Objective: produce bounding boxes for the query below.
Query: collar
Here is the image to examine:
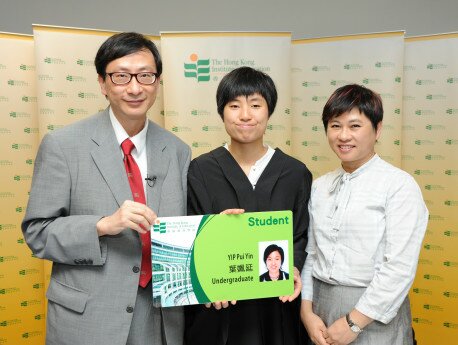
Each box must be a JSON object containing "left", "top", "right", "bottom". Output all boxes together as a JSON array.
[
  {"left": 329, "top": 153, "right": 380, "bottom": 193},
  {"left": 109, "top": 107, "right": 148, "bottom": 155}
]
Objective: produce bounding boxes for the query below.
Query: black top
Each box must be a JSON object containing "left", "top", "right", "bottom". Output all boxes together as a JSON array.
[
  {"left": 259, "top": 270, "right": 290, "bottom": 282},
  {"left": 185, "top": 147, "right": 312, "bottom": 345}
]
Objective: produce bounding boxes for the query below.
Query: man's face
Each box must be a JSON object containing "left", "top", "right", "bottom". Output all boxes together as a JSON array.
[{"left": 98, "top": 49, "right": 159, "bottom": 126}]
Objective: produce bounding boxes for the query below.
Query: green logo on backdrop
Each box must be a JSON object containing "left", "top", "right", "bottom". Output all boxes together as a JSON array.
[
  {"left": 0, "top": 224, "right": 16, "bottom": 231},
  {"left": 0, "top": 95, "right": 9, "bottom": 102},
  {"left": 445, "top": 170, "right": 458, "bottom": 176},
  {"left": 415, "top": 109, "right": 435, "bottom": 116},
  {"left": 47, "top": 124, "right": 64, "bottom": 131},
  {"left": 46, "top": 91, "right": 67, "bottom": 98},
  {"left": 423, "top": 304, "right": 443, "bottom": 311},
  {"left": 375, "top": 61, "right": 395, "bottom": 68},
  {"left": 32, "top": 283, "right": 44, "bottom": 289},
  {"left": 7, "top": 79, "right": 29, "bottom": 86},
  {"left": 412, "top": 318, "right": 432, "bottom": 325},
  {"left": 301, "top": 141, "right": 320, "bottom": 147},
  {"left": 191, "top": 109, "right": 210, "bottom": 116},
  {"left": 0, "top": 63, "right": 6, "bottom": 69},
  {"left": 343, "top": 63, "right": 362, "bottom": 70},
  {"left": 266, "top": 124, "right": 285, "bottom": 131},
  {"left": 19, "top": 64, "right": 35, "bottom": 71},
  {"left": 171, "top": 126, "right": 191, "bottom": 132},
  {"left": 412, "top": 287, "right": 432, "bottom": 295},
  {"left": 393, "top": 140, "right": 400, "bottom": 146},
  {"left": 403, "top": 95, "right": 415, "bottom": 101},
  {"left": 443, "top": 322, "right": 458, "bottom": 329},
  {"left": 0, "top": 287, "right": 20, "bottom": 295},
  {"left": 425, "top": 124, "right": 445, "bottom": 130},
  {"left": 394, "top": 108, "right": 400, "bottom": 114},
  {"left": 165, "top": 110, "right": 179, "bottom": 117},
  {"left": 426, "top": 94, "right": 446, "bottom": 100},
  {"left": 66, "top": 75, "right": 86, "bottom": 82},
  {"left": 428, "top": 214, "right": 445, "bottom": 221},
  {"left": 415, "top": 139, "right": 434, "bottom": 145},
  {"left": 24, "top": 127, "right": 39, "bottom": 134},
  {"left": 311, "top": 65, "right": 330, "bottom": 72},
  {"left": 0, "top": 319, "right": 21, "bottom": 327},
  {"left": 184, "top": 54, "right": 210, "bottom": 82},
  {"left": 445, "top": 139, "right": 458, "bottom": 145},
  {"left": 330, "top": 80, "right": 351, "bottom": 86},
  {"left": 444, "top": 200, "right": 458, "bottom": 206},
  {"left": 0, "top": 160, "right": 13, "bottom": 166},
  {"left": 312, "top": 155, "right": 330, "bottom": 162},
  {"left": 424, "top": 184, "right": 444, "bottom": 190},
  {"left": 311, "top": 125, "right": 324, "bottom": 132},
  {"left": 379, "top": 93, "right": 395, "bottom": 100},
  {"left": 34, "top": 314, "right": 45, "bottom": 320},
  {"left": 426, "top": 63, "right": 447, "bottom": 69},
  {"left": 284, "top": 108, "right": 290, "bottom": 115},
  {"left": 10, "top": 111, "right": 31, "bottom": 118},
  {"left": 425, "top": 154, "right": 444, "bottom": 161},
  {"left": 0, "top": 255, "right": 19, "bottom": 263},
  {"left": 68, "top": 108, "right": 89, "bottom": 115},
  {"left": 22, "top": 96, "right": 37, "bottom": 102},
  {"left": 394, "top": 76, "right": 401, "bottom": 83},
  {"left": 202, "top": 125, "right": 222, "bottom": 132},
  {"left": 301, "top": 111, "right": 320, "bottom": 117},
  {"left": 311, "top": 96, "right": 327, "bottom": 102},
  {"left": 302, "top": 81, "right": 320, "bottom": 87},
  {"left": 12, "top": 144, "right": 32, "bottom": 150},
  {"left": 415, "top": 79, "right": 435, "bottom": 85},
  {"left": 0, "top": 192, "right": 14, "bottom": 198},
  {"left": 423, "top": 244, "right": 443, "bottom": 251},
  {"left": 22, "top": 331, "right": 43, "bottom": 339},
  {"left": 444, "top": 229, "right": 458, "bottom": 237},
  {"left": 40, "top": 108, "right": 55, "bottom": 115},
  {"left": 76, "top": 59, "right": 93, "bottom": 66},
  {"left": 443, "top": 261, "right": 458, "bottom": 267},
  {"left": 401, "top": 155, "right": 414, "bottom": 161},
  {"left": 192, "top": 142, "right": 211, "bottom": 148},
  {"left": 362, "top": 78, "right": 382, "bottom": 85},
  {"left": 18, "top": 268, "right": 40, "bottom": 276},
  {"left": 77, "top": 92, "right": 98, "bottom": 99},
  {"left": 44, "top": 57, "right": 65, "bottom": 64},
  {"left": 443, "top": 291, "right": 458, "bottom": 298},
  {"left": 447, "top": 77, "right": 458, "bottom": 84}
]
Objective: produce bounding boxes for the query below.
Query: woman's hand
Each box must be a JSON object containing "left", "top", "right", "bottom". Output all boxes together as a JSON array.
[
  {"left": 204, "top": 300, "right": 237, "bottom": 310},
  {"left": 325, "top": 317, "right": 358, "bottom": 345},
  {"left": 220, "top": 208, "right": 245, "bottom": 215},
  {"left": 279, "top": 267, "right": 302, "bottom": 302},
  {"left": 301, "top": 300, "right": 328, "bottom": 345}
]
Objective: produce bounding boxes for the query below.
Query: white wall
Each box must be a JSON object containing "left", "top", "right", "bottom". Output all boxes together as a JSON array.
[{"left": 1, "top": 0, "right": 457, "bottom": 38}]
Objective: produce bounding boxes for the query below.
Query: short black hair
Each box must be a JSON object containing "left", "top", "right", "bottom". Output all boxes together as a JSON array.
[
  {"left": 216, "top": 67, "right": 277, "bottom": 119},
  {"left": 94, "top": 32, "right": 162, "bottom": 77},
  {"left": 322, "top": 84, "right": 383, "bottom": 131},
  {"left": 263, "top": 244, "right": 285, "bottom": 264}
]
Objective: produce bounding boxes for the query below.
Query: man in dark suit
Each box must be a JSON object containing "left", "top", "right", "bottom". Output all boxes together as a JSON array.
[{"left": 22, "top": 32, "right": 190, "bottom": 345}]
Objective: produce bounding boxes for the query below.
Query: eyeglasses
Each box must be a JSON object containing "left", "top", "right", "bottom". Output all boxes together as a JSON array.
[{"left": 106, "top": 72, "right": 158, "bottom": 85}]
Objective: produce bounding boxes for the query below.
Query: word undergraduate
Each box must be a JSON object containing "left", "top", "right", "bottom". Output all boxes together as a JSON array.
[{"left": 247, "top": 215, "right": 290, "bottom": 227}]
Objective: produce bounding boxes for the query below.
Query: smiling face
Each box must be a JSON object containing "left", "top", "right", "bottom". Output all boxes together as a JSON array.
[
  {"left": 266, "top": 250, "right": 282, "bottom": 276},
  {"left": 223, "top": 93, "right": 269, "bottom": 146},
  {"left": 98, "top": 49, "right": 159, "bottom": 129},
  {"left": 327, "top": 107, "right": 382, "bottom": 173}
]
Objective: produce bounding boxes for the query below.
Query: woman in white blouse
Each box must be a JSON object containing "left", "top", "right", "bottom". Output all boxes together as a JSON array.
[{"left": 300, "top": 84, "right": 428, "bottom": 345}]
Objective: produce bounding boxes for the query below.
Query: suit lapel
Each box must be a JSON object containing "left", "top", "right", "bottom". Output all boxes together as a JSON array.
[
  {"left": 90, "top": 110, "right": 132, "bottom": 207},
  {"left": 145, "top": 121, "right": 170, "bottom": 213}
]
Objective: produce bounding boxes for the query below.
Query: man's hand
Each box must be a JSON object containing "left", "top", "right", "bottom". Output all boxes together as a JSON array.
[
  {"left": 279, "top": 266, "right": 302, "bottom": 302},
  {"left": 220, "top": 208, "right": 245, "bottom": 215},
  {"left": 301, "top": 300, "right": 328, "bottom": 345},
  {"left": 96, "top": 200, "right": 157, "bottom": 236}
]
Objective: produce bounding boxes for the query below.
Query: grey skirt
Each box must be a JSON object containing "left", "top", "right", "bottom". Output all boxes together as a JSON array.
[{"left": 313, "top": 278, "right": 413, "bottom": 345}]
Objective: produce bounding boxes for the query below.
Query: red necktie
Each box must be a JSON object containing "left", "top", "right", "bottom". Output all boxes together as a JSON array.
[{"left": 121, "top": 138, "right": 152, "bottom": 287}]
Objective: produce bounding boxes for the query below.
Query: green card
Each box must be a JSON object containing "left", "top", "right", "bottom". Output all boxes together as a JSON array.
[{"left": 151, "top": 211, "right": 294, "bottom": 307}]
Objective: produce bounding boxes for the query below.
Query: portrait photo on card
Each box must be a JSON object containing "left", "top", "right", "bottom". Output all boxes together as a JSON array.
[{"left": 258, "top": 241, "right": 290, "bottom": 282}]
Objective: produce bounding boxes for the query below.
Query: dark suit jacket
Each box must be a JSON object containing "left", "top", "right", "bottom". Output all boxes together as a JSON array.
[
  {"left": 185, "top": 146, "right": 312, "bottom": 345},
  {"left": 22, "top": 109, "right": 191, "bottom": 345}
]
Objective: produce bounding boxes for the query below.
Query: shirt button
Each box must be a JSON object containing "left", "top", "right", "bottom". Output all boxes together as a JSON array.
[
  {"left": 126, "top": 306, "right": 134, "bottom": 313},
  {"left": 132, "top": 266, "right": 140, "bottom": 273}
]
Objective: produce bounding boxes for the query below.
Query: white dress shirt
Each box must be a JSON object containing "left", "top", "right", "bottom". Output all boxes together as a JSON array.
[
  {"left": 109, "top": 108, "right": 148, "bottom": 194},
  {"left": 224, "top": 144, "right": 275, "bottom": 189},
  {"left": 301, "top": 154, "right": 428, "bottom": 324}
]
